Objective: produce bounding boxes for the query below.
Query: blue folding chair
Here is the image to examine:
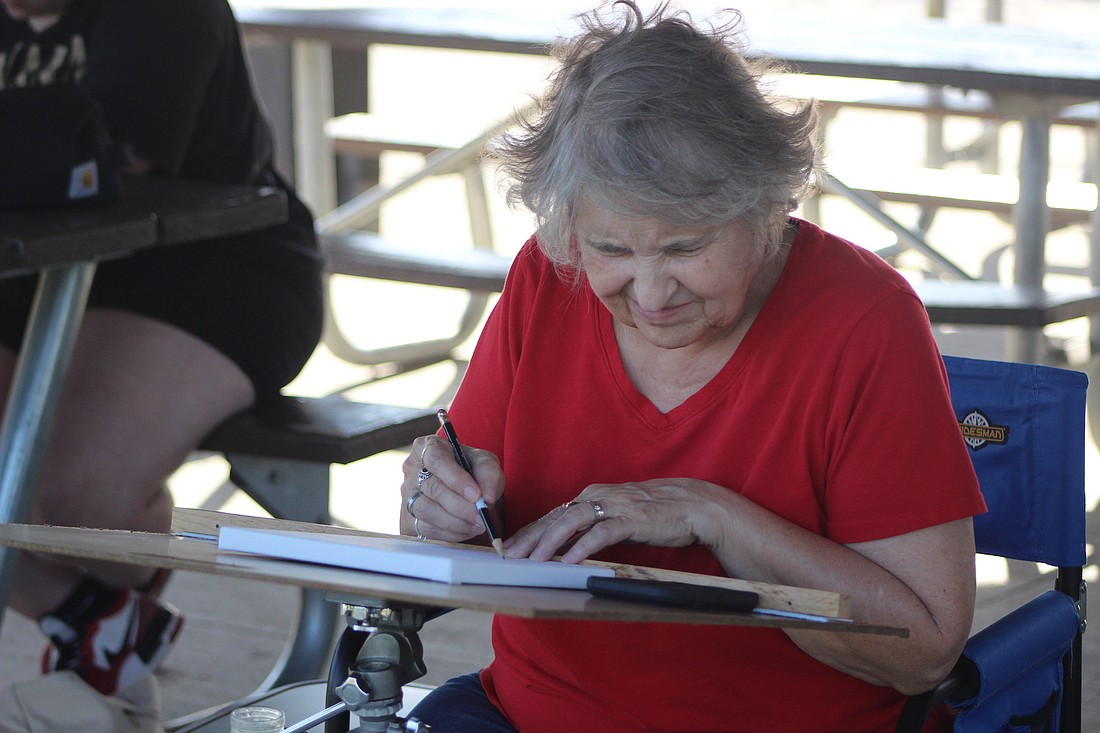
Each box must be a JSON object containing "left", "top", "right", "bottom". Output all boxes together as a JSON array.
[{"left": 895, "top": 355, "right": 1089, "bottom": 733}]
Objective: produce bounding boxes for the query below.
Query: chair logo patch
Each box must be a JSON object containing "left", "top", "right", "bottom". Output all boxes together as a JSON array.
[{"left": 959, "top": 409, "right": 1008, "bottom": 450}]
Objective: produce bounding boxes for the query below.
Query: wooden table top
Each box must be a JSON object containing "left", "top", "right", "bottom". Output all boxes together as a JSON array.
[
  {"left": 914, "top": 281, "right": 1100, "bottom": 327},
  {"left": 0, "top": 177, "right": 287, "bottom": 276},
  {"left": 231, "top": 3, "right": 1100, "bottom": 98}
]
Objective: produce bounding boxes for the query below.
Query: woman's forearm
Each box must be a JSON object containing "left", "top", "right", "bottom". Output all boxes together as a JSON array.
[{"left": 699, "top": 488, "right": 975, "bottom": 693}]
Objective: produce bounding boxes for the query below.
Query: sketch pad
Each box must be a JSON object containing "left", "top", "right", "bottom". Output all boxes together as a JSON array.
[{"left": 218, "top": 527, "right": 615, "bottom": 589}]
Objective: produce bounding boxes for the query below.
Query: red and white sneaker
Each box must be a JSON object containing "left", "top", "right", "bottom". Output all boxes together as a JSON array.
[{"left": 40, "top": 590, "right": 183, "bottom": 696}]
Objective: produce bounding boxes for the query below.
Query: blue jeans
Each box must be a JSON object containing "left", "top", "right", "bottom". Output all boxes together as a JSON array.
[{"left": 407, "top": 672, "right": 518, "bottom": 733}]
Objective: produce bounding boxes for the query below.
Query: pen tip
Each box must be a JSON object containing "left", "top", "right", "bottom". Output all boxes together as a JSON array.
[{"left": 492, "top": 538, "right": 505, "bottom": 558}]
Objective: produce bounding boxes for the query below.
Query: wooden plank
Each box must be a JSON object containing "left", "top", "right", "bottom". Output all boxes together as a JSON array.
[
  {"left": 234, "top": 6, "right": 556, "bottom": 56},
  {"left": 171, "top": 509, "right": 855, "bottom": 622},
  {"left": 0, "top": 179, "right": 288, "bottom": 275},
  {"left": 128, "top": 179, "right": 288, "bottom": 245},
  {"left": 232, "top": 5, "right": 1100, "bottom": 96},
  {"left": 770, "top": 75, "right": 1099, "bottom": 128},
  {"left": 1059, "top": 100, "right": 1100, "bottom": 127},
  {"left": 322, "top": 232, "right": 510, "bottom": 292},
  {"left": 0, "top": 516, "right": 900, "bottom": 634},
  {"left": 769, "top": 74, "right": 994, "bottom": 116},
  {"left": 325, "top": 112, "right": 480, "bottom": 158},
  {"left": 0, "top": 213, "right": 156, "bottom": 276},
  {"left": 914, "top": 281, "right": 1100, "bottom": 327},
  {"left": 200, "top": 397, "right": 438, "bottom": 465},
  {"left": 745, "top": 15, "right": 1100, "bottom": 96},
  {"left": 826, "top": 165, "right": 1096, "bottom": 226},
  {"left": 322, "top": 231, "right": 1100, "bottom": 328}
]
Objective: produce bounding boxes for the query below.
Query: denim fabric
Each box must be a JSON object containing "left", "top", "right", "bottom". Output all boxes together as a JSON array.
[{"left": 407, "top": 673, "right": 518, "bottom": 733}]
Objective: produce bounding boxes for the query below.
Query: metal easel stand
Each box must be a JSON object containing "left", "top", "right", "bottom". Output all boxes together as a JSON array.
[{"left": 278, "top": 600, "right": 443, "bottom": 733}]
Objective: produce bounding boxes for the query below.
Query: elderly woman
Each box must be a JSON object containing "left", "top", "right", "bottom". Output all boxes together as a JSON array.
[{"left": 399, "top": 3, "right": 986, "bottom": 731}]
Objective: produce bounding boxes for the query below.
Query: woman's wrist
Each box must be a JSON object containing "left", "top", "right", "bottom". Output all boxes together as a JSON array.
[{"left": 688, "top": 480, "right": 737, "bottom": 551}]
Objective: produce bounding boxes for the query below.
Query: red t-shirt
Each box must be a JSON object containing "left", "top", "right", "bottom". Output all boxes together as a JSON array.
[{"left": 447, "top": 219, "right": 985, "bottom": 733}]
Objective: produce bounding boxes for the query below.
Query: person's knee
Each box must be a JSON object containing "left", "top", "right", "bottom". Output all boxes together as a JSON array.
[
  {"left": 31, "top": 472, "right": 171, "bottom": 531},
  {"left": 408, "top": 673, "right": 517, "bottom": 733}
]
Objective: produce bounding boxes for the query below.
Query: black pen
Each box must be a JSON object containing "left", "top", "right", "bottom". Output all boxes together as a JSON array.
[{"left": 437, "top": 408, "right": 505, "bottom": 558}]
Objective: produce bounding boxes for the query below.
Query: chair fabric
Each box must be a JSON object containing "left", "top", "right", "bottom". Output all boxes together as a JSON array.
[
  {"left": 947, "top": 590, "right": 1080, "bottom": 732},
  {"left": 913, "top": 356, "right": 1090, "bottom": 733},
  {"left": 943, "top": 355, "right": 1087, "bottom": 566}
]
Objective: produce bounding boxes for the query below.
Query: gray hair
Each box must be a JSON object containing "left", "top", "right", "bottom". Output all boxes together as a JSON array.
[{"left": 495, "top": 1, "right": 819, "bottom": 272}]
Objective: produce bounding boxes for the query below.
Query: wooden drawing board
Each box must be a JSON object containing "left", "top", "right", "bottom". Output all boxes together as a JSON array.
[{"left": 0, "top": 510, "right": 907, "bottom": 637}]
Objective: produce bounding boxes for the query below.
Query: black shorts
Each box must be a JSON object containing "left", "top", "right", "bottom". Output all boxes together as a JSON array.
[{"left": 0, "top": 194, "right": 324, "bottom": 401}]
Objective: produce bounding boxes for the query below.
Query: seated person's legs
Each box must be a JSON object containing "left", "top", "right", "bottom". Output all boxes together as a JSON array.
[
  {"left": 0, "top": 209, "right": 322, "bottom": 697},
  {"left": 408, "top": 672, "right": 518, "bottom": 733},
  {"left": 2, "top": 308, "right": 255, "bottom": 695}
]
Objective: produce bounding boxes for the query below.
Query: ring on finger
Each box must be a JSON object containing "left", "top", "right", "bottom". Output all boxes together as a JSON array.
[
  {"left": 405, "top": 490, "right": 424, "bottom": 517},
  {"left": 589, "top": 500, "right": 607, "bottom": 523},
  {"left": 545, "top": 500, "right": 578, "bottom": 521},
  {"left": 414, "top": 516, "right": 426, "bottom": 541},
  {"left": 417, "top": 468, "right": 432, "bottom": 488}
]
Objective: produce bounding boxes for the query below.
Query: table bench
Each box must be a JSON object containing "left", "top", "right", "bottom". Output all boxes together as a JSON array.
[
  {"left": 767, "top": 73, "right": 1099, "bottom": 228},
  {"left": 912, "top": 280, "right": 1100, "bottom": 327},
  {"left": 323, "top": 231, "right": 511, "bottom": 292},
  {"left": 321, "top": 112, "right": 1100, "bottom": 333},
  {"left": 323, "top": 228, "right": 1100, "bottom": 331},
  {"left": 325, "top": 112, "right": 485, "bottom": 160},
  {"left": 324, "top": 101, "right": 1099, "bottom": 265},
  {"left": 316, "top": 109, "right": 521, "bottom": 372},
  {"left": 771, "top": 75, "right": 1100, "bottom": 130},
  {"left": 197, "top": 395, "right": 438, "bottom": 689},
  {"left": 773, "top": 75, "right": 1099, "bottom": 255},
  {"left": 824, "top": 164, "right": 1097, "bottom": 230}
]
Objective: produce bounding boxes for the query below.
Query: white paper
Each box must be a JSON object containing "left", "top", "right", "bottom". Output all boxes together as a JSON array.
[{"left": 218, "top": 527, "right": 615, "bottom": 589}]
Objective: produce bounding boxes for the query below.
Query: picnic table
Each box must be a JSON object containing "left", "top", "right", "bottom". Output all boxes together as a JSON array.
[{"left": 231, "top": 2, "right": 1100, "bottom": 362}]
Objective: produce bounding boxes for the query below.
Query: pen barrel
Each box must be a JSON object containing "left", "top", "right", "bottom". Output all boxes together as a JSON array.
[
  {"left": 450, "top": 443, "right": 474, "bottom": 474},
  {"left": 438, "top": 410, "right": 475, "bottom": 474}
]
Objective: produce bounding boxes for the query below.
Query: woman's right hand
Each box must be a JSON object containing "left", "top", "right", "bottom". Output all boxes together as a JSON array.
[{"left": 399, "top": 434, "right": 505, "bottom": 544}]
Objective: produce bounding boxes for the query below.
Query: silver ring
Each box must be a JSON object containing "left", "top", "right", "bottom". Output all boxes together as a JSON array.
[
  {"left": 589, "top": 500, "right": 606, "bottom": 523},
  {"left": 414, "top": 517, "right": 425, "bottom": 541},
  {"left": 405, "top": 490, "right": 424, "bottom": 517},
  {"left": 417, "top": 468, "right": 432, "bottom": 488}
]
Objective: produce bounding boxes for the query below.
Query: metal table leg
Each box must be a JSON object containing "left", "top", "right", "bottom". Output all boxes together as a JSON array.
[
  {"left": 1007, "top": 106, "right": 1053, "bottom": 363},
  {"left": 0, "top": 263, "right": 96, "bottom": 631}
]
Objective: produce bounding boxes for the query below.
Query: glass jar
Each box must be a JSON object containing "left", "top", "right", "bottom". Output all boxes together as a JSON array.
[{"left": 229, "top": 706, "right": 285, "bottom": 733}]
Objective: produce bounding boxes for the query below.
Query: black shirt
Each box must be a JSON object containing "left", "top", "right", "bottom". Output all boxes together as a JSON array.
[{"left": 1, "top": 0, "right": 278, "bottom": 185}]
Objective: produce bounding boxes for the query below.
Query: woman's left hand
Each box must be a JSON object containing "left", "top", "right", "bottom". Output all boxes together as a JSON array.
[{"left": 503, "top": 478, "right": 721, "bottom": 563}]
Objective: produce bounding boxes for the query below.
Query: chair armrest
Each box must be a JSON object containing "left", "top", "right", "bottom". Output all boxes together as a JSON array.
[
  {"left": 893, "top": 658, "right": 979, "bottom": 733},
  {"left": 893, "top": 590, "right": 1081, "bottom": 733}
]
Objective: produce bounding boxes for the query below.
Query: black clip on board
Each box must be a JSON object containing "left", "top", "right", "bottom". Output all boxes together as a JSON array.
[{"left": 586, "top": 576, "right": 759, "bottom": 612}]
